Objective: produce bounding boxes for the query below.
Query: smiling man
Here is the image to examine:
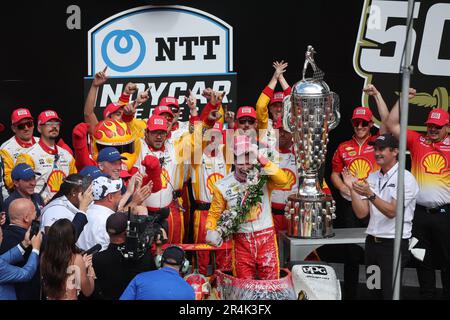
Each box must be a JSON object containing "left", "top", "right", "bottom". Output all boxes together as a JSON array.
[
  {"left": 15, "top": 110, "right": 77, "bottom": 203},
  {"left": 386, "top": 94, "right": 450, "bottom": 299}
]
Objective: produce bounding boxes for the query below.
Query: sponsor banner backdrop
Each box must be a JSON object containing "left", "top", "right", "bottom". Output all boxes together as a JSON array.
[{"left": 85, "top": 5, "right": 236, "bottom": 119}]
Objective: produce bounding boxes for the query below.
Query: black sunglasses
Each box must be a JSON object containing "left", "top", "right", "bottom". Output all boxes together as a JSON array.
[
  {"left": 352, "top": 120, "right": 369, "bottom": 127},
  {"left": 238, "top": 118, "right": 256, "bottom": 125},
  {"left": 15, "top": 121, "right": 34, "bottom": 130},
  {"left": 427, "top": 124, "right": 444, "bottom": 130}
]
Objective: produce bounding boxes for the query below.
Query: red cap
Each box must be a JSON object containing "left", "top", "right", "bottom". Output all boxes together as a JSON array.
[
  {"left": 146, "top": 115, "right": 169, "bottom": 132},
  {"left": 103, "top": 102, "right": 123, "bottom": 119},
  {"left": 153, "top": 105, "right": 174, "bottom": 117},
  {"left": 0, "top": 123, "right": 4, "bottom": 132},
  {"left": 351, "top": 107, "right": 373, "bottom": 122},
  {"left": 38, "top": 110, "right": 62, "bottom": 125},
  {"left": 160, "top": 96, "right": 179, "bottom": 109},
  {"left": 270, "top": 92, "right": 285, "bottom": 105},
  {"left": 119, "top": 170, "right": 132, "bottom": 179},
  {"left": 236, "top": 106, "right": 256, "bottom": 119},
  {"left": 425, "top": 109, "right": 449, "bottom": 126},
  {"left": 11, "top": 108, "right": 33, "bottom": 125}
]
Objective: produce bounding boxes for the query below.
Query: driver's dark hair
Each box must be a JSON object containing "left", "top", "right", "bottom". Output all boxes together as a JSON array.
[{"left": 48, "top": 174, "right": 92, "bottom": 203}]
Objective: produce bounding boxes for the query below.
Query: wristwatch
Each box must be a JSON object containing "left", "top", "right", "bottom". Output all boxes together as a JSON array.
[{"left": 368, "top": 193, "right": 377, "bottom": 202}]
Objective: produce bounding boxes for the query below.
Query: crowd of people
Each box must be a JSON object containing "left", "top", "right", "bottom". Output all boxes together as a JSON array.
[{"left": 0, "top": 60, "right": 449, "bottom": 300}]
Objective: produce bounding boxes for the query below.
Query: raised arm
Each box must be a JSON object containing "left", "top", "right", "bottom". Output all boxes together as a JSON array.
[
  {"left": 84, "top": 67, "right": 109, "bottom": 134},
  {"left": 386, "top": 88, "right": 417, "bottom": 139},
  {"left": 363, "top": 84, "right": 389, "bottom": 134}
]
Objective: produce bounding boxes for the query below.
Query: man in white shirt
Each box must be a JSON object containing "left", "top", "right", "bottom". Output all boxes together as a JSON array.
[
  {"left": 343, "top": 134, "right": 419, "bottom": 300},
  {"left": 77, "top": 176, "right": 122, "bottom": 251}
]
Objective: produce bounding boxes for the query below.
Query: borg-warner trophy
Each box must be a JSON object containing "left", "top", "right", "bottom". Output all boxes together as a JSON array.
[{"left": 283, "top": 46, "right": 340, "bottom": 238}]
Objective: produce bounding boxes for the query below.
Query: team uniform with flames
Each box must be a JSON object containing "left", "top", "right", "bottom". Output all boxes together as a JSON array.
[
  {"left": 407, "top": 130, "right": 450, "bottom": 298},
  {"left": 206, "top": 161, "right": 288, "bottom": 280},
  {"left": 15, "top": 140, "right": 77, "bottom": 201},
  {"left": 0, "top": 136, "right": 39, "bottom": 195},
  {"left": 191, "top": 144, "right": 232, "bottom": 275}
]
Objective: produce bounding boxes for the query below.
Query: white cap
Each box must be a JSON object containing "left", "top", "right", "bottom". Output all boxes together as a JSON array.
[{"left": 92, "top": 176, "right": 123, "bottom": 200}]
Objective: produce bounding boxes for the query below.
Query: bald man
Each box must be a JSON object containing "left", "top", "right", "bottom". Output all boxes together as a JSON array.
[{"left": 0, "top": 198, "right": 40, "bottom": 300}]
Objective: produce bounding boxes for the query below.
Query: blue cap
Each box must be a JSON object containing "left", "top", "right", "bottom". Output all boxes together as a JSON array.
[
  {"left": 11, "top": 163, "right": 41, "bottom": 181},
  {"left": 79, "top": 166, "right": 107, "bottom": 180},
  {"left": 97, "top": 147, "right": 127, "bottom": 163}
]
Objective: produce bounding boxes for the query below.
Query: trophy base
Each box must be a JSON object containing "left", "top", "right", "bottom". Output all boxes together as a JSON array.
[{"left": 284, "top": 194, "right": 336, "bottom": 239}]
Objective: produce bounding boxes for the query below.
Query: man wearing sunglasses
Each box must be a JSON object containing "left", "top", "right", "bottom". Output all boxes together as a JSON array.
[
  {"left": 0, "top": 108, "right": 39, "bottom": 196},
  {"left": 330, "top": 84, "right": 390, "bottom": 299},
  {"left": 159, "top": 96, "right": 190, "bottom": 141},
  {"left": 15, "top": 110, "right": 77, "bottom": 203},
  {"left": 386, "top": 90, "right": 450, "bottom": 300}
]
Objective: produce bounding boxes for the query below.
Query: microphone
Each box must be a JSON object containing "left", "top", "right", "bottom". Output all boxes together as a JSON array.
[{"left": 83, "top": 244, "right": 102, "bottom": 256}]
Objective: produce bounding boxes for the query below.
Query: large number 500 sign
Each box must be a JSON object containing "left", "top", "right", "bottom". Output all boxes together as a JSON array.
[{"left": 358, "top": 1, "right": 450, "bottom": 76}]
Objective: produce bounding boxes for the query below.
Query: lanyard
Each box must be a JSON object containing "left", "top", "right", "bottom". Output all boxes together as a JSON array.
[{"left": 378, "top": 169, "right": 398, "bottom": 193}]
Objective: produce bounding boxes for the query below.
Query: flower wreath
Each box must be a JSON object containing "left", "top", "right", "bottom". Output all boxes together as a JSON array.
[{"left": 216, "top": 164, "right": 268, "bottom": 240}]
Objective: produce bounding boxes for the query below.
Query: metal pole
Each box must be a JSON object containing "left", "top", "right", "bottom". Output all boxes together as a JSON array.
[{"left": 393, "top": 0, "right": 415, "bottom": 300}]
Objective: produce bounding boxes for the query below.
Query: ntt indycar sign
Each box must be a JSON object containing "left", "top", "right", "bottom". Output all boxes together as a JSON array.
[{"left": 85, "top": 5, "right": 236, "bottom": 120}]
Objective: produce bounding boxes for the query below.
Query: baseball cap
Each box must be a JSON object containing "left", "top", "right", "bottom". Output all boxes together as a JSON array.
[
  {"left": 38, "top": 110, "right": 62, "bottom": 125},
  {"left": 153, "top": 105, "right": 174, "bottom": 117},
  {"left": 103, "top": 102, "right": 123, "bottom": 119},
  {"left": 425, "top": 109, "right": 449, "bottom": 126},
  {"left": 0, "top": 123, "right": 4, "bottom": 132},
  {"left": 236, "top": 106, "right": 256, "bottom": 119},
  {"left": 163, "top": 245, "right": 185, "bottom": 265},
  {"left": 106, "top": 212, "right": 128, "bottom": 235},
  {"left": 11, "top": 163, "right": 41, "bottom": 181},
  {"left": 270, "top": 92, "right": 285, "bottom": 106},
  {"left": 351, "top": 107, "right": 373, "bottom": 122},
  {"left": 11, "top": 108, "right": 33, "bottom": 125},
  {"left": 147, "top": 115, "right": 169, "bottom": 132},
  {"left": 160, "top": 96, "right": 179, "bottom": 109},
  {"left": 79, "top": 166, "right": 107, "bottom": 180},
  {"left": 92, "top": 176, "right": 123, "bottom": 200},
  {"left": 368, "top": 133, "right": 399, "bottom": 149},
  {"left": 97, "top": 147, "right": 127, "bottom": 163},
  {"left": 211, "top": 122, "right": 223, "bottom": 132}
]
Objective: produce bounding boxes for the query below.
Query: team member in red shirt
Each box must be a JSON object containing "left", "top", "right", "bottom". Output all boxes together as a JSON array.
[{"left": 386, "top": 89, "right": 450, "bottom": 299}]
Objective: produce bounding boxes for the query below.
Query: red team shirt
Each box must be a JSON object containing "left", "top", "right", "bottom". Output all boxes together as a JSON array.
[
  {"left": 332, "top": 135, "right": 380, "bottom": 200},
  {"left": 407, "top": 130, "right": 450, "bottom": 208}
]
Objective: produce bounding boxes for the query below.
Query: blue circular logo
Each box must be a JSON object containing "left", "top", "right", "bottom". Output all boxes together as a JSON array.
[{"left": 101, "top": 29, "right": 146, "bottom": 72}]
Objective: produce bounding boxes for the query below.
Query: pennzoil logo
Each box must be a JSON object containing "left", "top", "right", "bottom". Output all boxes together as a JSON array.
[
  {"left": 206, "top": 173, "right": 224, "bottom": 195},
  {"left": 354, "top": 0, "right": 450, "bottom": 132},
  {"left": 47, "top": 170, "right": 66, "bottom": 193},
  {"left": 161, "top": 168, "right": 170, "bottom": 189},
  {"left": 422, "top": 152, "right": 447, "bottom": 174},
  {"left": 349, "top": 158, "right": 373, "bottom": 180}
]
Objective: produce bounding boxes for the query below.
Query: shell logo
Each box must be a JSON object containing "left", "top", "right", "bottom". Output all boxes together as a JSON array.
[
  {"left": 47, "top": 170, "right": 66, "bottom": 193},
  {"left": 161, "top": 168, "right": 170, "bottom": 189},
  {"left": 206, "top": 173, "right": 224, "bottom": 195},
  {"left": 348, "top": 158, "right": 372, "bottom": 180},
  {"left": 246, "top": 203, "right": 262, "bottom": 222},
  {"left": 422, "top": 153, "right": 447, "bottom": 174},
  {"left": 277, "top": 169, "right": 296, "bottom": 191}
]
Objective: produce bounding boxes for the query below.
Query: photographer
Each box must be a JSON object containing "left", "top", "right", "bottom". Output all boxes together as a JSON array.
[
  {"left": 0, "top": 223, "right": 43, "bottom": 300},
  {"left": 0, "top": 198, "right": 40, "bottom": 299},
  {"left": 120, "top": 245, "right": 194, "bottom": 300},
  {"left": 92, "top": 212, "right": 166, "bottom": 300}
]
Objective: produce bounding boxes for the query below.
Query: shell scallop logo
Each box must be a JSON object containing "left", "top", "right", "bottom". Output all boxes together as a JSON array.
[
  {"left": 206, "top": 173, "right": 224, "bottom": 195},
  {"left": 278, "top": 169, "right": 296, "bottom": 191},
  {"left": 246, "top": 203, "right": 262, "bottom": 222},
  {"left": 161, "top": 168, "right": 170, "bottom": 189},
  {"left": 422, "top": 153, "right": 447, "bottom": 174},
  {"left": 47, "top": 170, "right": 66, "bottom": 193},
  {"left": 348, "top": 159, "right": 372, "bottom": 180}
]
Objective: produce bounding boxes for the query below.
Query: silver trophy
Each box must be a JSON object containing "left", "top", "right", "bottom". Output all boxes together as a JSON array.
[{"left": 283, "top": 46, "right": 340, "bottom": 238}]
